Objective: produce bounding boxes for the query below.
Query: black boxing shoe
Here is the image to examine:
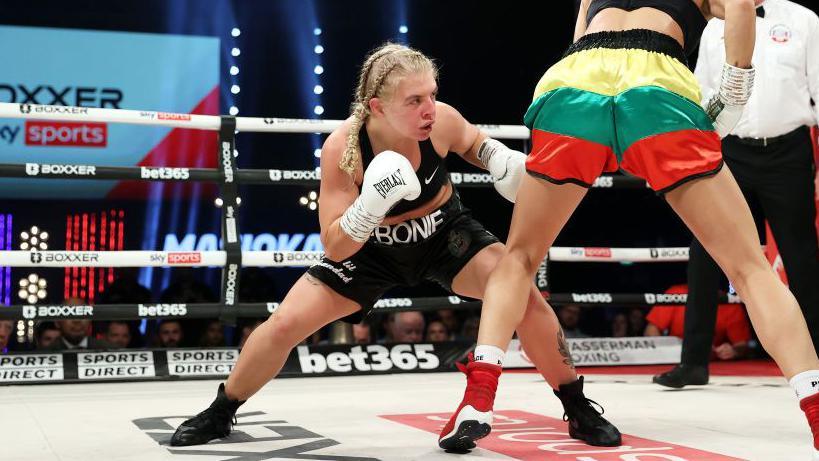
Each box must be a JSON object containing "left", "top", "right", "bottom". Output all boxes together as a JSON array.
[
  {"left": 554, "top": 376, "right": 622, "bottom": 447},
  {"left": 652, "top": 364, "right": 709, "bottom": 389},
  {"left": 171, "top": 383, "right": 245, "bottom": 446}
]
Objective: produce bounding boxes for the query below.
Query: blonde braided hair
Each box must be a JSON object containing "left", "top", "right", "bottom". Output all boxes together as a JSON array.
[{"left": 339, "top": 43, "right": 438, "bottom": 179}]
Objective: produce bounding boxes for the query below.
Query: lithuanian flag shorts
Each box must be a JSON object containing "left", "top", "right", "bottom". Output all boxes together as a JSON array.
[{"left": 524, "top": 29, "right": 723, "bottom": 193}]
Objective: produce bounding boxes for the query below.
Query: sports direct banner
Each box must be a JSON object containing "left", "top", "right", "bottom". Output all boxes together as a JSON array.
[{"left": 0, "top": 26, "right": 219, "bottom": 198}]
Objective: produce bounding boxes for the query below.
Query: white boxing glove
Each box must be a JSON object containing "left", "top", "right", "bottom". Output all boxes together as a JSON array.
[
  {"left": 477, "top": 138, "right": 527, "bottom": 203},
  {"left": 339, "top": 150, "right": 422, "bottom": 242},
  {"left": 704, "top": 62, "right": 755, "bottom": 138}
]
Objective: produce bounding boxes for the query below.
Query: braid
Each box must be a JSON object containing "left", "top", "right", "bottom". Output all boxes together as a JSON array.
[{"left": 340, "top": 103, "right": 368, "bottom": 177}]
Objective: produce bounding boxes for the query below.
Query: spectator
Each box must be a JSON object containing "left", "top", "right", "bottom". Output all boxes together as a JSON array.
[
  {"left": 458, "top": 315, "right": 480, "bottom": 342},
  {"left": 47, "top": 319, "right": 112, "bottom": 350},
  {"left": 105, "top": 321, "right": 132, "bottom": 348},
  {"left": 436, "top": 308, "right": 460, "bottom": 337},
  {"left": 0, "top": 320, "right": 12, "bottom": 352},
  {"left": 157, "top": 320, "right": 184, "bottom": 348},
  {"left": 557, "top": 305, "right": 589, "bottom": 338},
  {"left": 645, "top": 284, "right": 751, "bottom": 361},
  {"left": 352, "top": 322, "right": 372, "bottom": 344},
  {"left": 627, "top": 307, "right": 647, "bottom": 337},
  {"left": 35, "top": 321, "right": 61, "bottom": 350},
  {"left": 238, "top": 320, "right": 263, "bottom": 348},
  {"left": 426, "top": 319, "right": 449, "bottom": 342},
  {"left": 611, "top": 312, "right": 628, "bottom": 338},
  {"left": 199, "top": 320, "right": 226, "bottom": 347},
  {"left": 384, "top": 312, "right": 425, "bottom": 343}
]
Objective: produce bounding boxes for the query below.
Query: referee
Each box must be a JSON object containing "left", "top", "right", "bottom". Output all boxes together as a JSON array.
[{"left": 655, "top": 0, "right": 819, "bottom": 388}]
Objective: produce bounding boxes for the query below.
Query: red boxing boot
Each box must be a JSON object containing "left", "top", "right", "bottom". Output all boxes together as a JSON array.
[
  {"left": 800, "top": 393, "right": 819, "bottom": 459},
  {"left": 438, "top": 360, "right": 501, "bottom": 452}
]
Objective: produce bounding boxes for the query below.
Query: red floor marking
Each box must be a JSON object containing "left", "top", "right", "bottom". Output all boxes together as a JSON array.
[{"left": 382, "top": 410, "right": 746, "bottom": 461}]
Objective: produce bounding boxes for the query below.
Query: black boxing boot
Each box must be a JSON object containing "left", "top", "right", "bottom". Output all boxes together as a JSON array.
[
  {"left": 171, "top": 383, "right": 245, "bottom": 446},
  {"left": 652, "top": 364, "right": 709, "bottom": 389},
  {"left": 554, "top": 376, "right": 622, "bottom": 447}
]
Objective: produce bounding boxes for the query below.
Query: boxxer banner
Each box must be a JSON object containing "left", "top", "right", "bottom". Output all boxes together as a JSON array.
[{"left": 0, "top": 26, "right": 219, "bottom": 199}]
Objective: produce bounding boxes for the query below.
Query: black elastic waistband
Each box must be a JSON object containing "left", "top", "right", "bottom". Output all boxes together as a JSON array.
[
  {"left": 366, "top": 191, "right": 466, "bottom": 248},
  {"left": 565, "top": 29, "right": 687, "bottom": 66}
]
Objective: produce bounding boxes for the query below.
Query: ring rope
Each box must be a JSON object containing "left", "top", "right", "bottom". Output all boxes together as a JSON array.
[
  {"left": 0, "top": 162, "right": 648, "bottom": 188},
  {"left": 0, "top": 291, "right": 742, "bottom": 322},
  {"left": 0, "top": 102, "right": 530, "bottom": 139},
  {"left": 0, "top": 247, "right": 691, "bottom": 267}
]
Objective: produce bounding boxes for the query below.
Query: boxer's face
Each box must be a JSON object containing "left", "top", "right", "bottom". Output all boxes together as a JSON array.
[{"left": 379, "top": 70, "right": 437, "bottom": 141}]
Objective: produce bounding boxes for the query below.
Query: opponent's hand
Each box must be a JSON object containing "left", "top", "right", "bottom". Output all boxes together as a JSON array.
[
  {"left": 705, "top": 62, "right": 755, "bottom": 138},
  {"left": 339, "top": 150, "right": 421, "bottom": 242},
  {"left": 477, "top": 138, "right": 527, "bottom": 203}
]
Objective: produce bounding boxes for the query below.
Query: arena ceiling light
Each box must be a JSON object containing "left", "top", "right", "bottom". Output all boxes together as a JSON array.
[
  {"left": 18, "top": 273, "right": 46, "bottom": 304},
  {"left": 299, "top": 191, "right": 318, "bottom": 211},
  {"left": 19, "top": 226, "right": 48, "bottom": 251}
]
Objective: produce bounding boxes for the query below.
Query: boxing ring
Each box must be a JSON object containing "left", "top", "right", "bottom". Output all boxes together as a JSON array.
[{"left": 0, "top": 102, "right": 813, "bottom": 460}]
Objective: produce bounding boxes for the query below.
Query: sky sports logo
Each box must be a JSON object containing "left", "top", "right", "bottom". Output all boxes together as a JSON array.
[
  {"left": 25, "top": 121, "right": 107, "bottom": 147},
  {"left": 167, "top": 252, "right": 201, "bottom": 264}
]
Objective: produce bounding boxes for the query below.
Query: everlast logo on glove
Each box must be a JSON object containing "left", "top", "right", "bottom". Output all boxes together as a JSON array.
[{"left": 373, "top": 169, "right": 406, "bottom": 198}]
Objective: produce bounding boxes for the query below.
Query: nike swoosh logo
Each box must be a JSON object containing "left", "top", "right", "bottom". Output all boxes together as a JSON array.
[{"left": 424, "top": 166, "right": 439, "bottom": 185}]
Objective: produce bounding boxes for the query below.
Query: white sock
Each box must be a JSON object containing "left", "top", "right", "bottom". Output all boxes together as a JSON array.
[
  {"left": 474, "top": 345, "right": 505, "bottom": 367},
  {"left": 789, "top": 370, "right": 819, "bottom": 400}
]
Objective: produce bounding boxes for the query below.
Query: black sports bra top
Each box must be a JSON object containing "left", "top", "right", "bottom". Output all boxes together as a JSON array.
[
  {"left": 586, "top": 0, "right": 707, "bottom": 55},
  {"left": 359, "top": 127, "right": 449, "bottom": 217}
]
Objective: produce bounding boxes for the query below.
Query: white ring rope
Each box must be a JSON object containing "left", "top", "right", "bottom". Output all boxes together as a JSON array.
[
  {"left": 0, "top": 247, "right": 690, "bottom": 268},
  {"left": 0, "top": 102, "right": 530, "bottom": 140}
]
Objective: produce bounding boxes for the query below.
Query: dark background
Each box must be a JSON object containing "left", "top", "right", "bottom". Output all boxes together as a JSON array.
[{"left": 0, "top": 0, "right": 816, "bottom": 308}]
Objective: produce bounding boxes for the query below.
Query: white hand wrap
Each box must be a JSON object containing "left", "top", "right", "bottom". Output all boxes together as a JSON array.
[
  {"left": 339, "top": 150, "right": 422, "bottom": 243},
  {"left": 339, "top": 198, "right": 384, "bottom": 243},
  {"left": 477, "top": 138, "right": 527, "bottom": 203},
  {"left": 704, "top": 63, "right": 755, "bottom": 138}
]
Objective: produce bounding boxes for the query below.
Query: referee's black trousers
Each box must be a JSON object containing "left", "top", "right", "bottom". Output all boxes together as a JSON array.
[{"left": 682, "top": 126, "right": 819, "bottom": 366}]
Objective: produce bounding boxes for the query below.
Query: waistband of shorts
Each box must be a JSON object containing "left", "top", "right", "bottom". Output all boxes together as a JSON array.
[
  {"left": 565, "top": 29, "right": 687, "bottom": 66},
  {"left": 366, "top": 191, "right": 466, "bottom": 247}
]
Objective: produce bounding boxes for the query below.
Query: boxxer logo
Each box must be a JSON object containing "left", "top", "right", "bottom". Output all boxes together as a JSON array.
[
  {"left": 221, "top": 141, "right": 234, "bottom": 183},
  {"left": 22, "top": 305, "right": 36, "bottom": 319},
  {"left": 4, "top": 85, "right": 123, "bottom": 107},
  {"left": 224, "top": 263, "right": 238, "bottom": 305},
  {"left": 373, "top": 169, "right": 406, "bottom": 198}
]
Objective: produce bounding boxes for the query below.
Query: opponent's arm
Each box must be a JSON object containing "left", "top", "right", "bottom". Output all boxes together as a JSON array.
[
  {"left": 574, "top": 0, "right": 593, "bottom": 42},
  {"left": 437, "top": 102, "right": 527, "bottom": 203},
  {"left": 702, "top": 0, "right": 757, "bottom": 137}
]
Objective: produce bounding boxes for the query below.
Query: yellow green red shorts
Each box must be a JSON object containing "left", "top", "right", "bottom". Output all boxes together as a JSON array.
[{"left": 524, "top": 29, "right": 722, "bottom": 193}]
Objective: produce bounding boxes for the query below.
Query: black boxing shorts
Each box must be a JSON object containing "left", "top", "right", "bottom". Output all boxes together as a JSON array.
[{"left": 307, "top": 191, "right": 499, "bottom": 323}]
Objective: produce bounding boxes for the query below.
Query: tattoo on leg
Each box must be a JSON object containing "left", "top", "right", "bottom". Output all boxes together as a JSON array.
[{"left": 557, "top": 329, "right": 575, "bottom": 369}]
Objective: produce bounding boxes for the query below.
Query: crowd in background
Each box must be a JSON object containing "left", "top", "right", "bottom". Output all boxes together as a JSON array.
[{"left": 0, "top": 267, "right": 755, "bottom": 363}]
